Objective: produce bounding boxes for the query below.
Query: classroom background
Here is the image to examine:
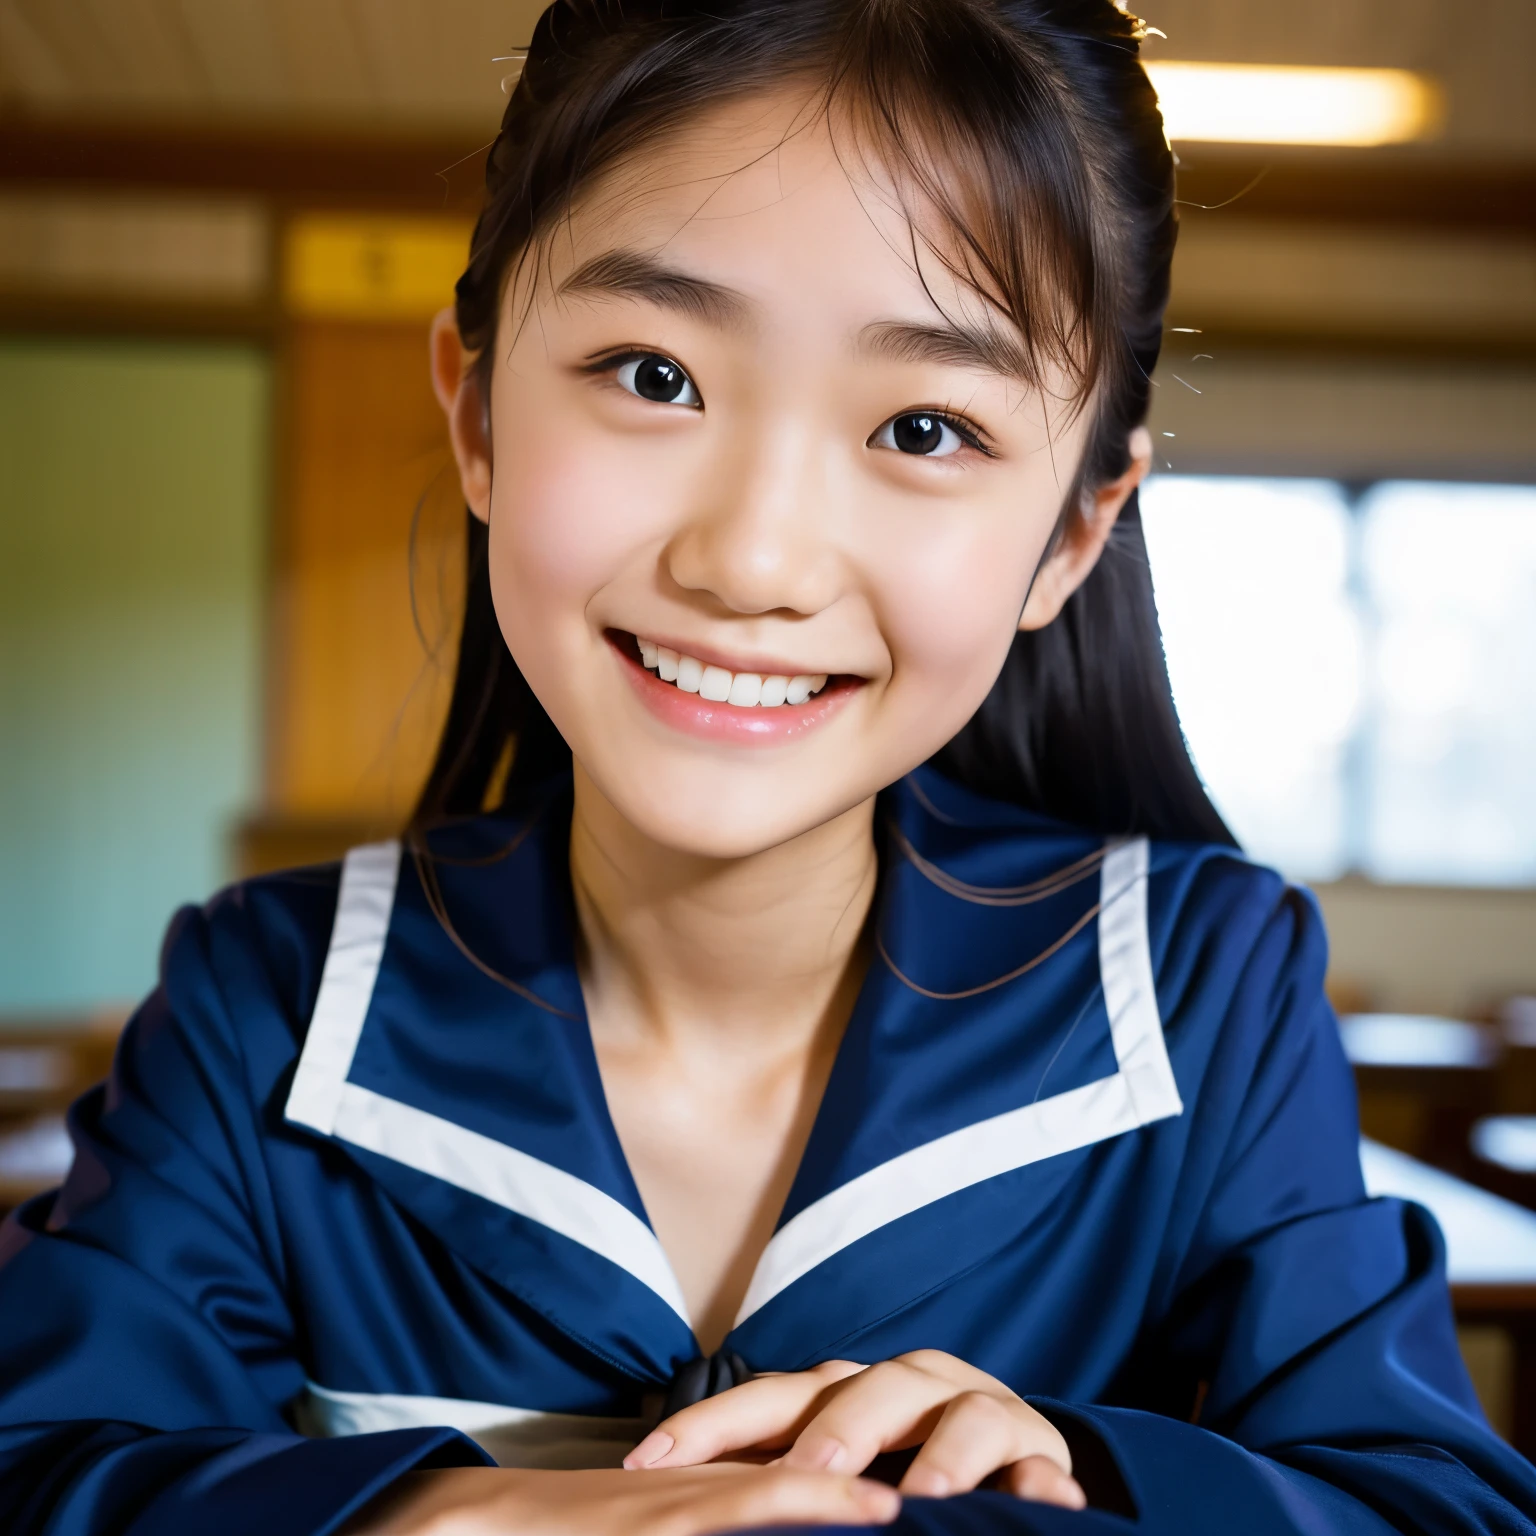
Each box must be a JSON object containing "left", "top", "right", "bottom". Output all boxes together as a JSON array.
[{"left": 2, "top": 0, "right": 1534, "bottom": 1452}]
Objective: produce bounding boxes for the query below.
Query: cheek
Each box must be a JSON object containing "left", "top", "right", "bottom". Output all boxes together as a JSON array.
[
  {"left": 488, "top": 422, "right": 631, "bottom": 615},
  {"left": 871, "top": 503, "right": 1047, "bottom": 707},
  {"left": 482, "top": 383, "right": 678, "bottom": 679}
]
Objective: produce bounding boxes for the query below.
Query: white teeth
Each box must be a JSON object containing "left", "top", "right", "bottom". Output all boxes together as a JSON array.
[
  {"left": 728, "top": 672, "right": 763, "bottom": 707},
  {"left": 635, "top": 639, "right": 831, "bottom": 708}
]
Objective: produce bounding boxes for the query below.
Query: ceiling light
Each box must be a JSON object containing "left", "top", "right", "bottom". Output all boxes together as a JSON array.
[{"left": 1145, "top": 62, "right": 1441, "bottom": 147}]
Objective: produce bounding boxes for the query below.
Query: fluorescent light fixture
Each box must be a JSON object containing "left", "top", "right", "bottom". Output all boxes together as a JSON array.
[{"left": 1146, "top": 61, "right": 1441, "bottom": 146}]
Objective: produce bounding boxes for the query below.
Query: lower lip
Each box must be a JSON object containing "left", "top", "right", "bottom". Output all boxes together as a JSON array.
[{"left": 609, "top": 635, "right": 861, "bottom": 744}]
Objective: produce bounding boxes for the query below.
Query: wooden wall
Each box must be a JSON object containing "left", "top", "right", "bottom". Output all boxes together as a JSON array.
[
  {"left": 267, "top": 319, "right": 460, "bottom": 823},
  {"left": 239, "top": 214, "right": 475, "bottom": 873}
]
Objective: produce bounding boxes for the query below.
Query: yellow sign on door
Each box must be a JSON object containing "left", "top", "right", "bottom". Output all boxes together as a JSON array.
[{"left": 284, "top": 215, "right": 475, "bottom": 321}]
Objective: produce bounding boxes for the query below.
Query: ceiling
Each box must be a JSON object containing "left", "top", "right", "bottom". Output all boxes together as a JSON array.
[
  {"left": 1140, "top": 0, "right": 1534, "bottom": 158},
  {"left": 0, "top": 0, "right": 537, "bottom": 133},
  {"left": 0, "top": 0, "right": 1531, "bottom": 157}
]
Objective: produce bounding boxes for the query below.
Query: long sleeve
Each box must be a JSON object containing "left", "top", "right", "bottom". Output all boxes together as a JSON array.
[
  {"left": 0, "top": 896, "right": 490, "bottom": 1536},
  {"left": 1044, "top": 880, "right": 1536, "bottom": 1536},
  {"left": 6, "top": 835, "right": 1535, "bottom": 1536},
  {"left": 943, "top": 1206, "right": 1536, "bottom": 1536},
  {"left": 781, "top": 878, "right": 1536, "bottom": 1536}
]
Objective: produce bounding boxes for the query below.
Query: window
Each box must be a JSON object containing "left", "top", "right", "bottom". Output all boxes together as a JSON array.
[{"left": 1140, "top": 476, "right": 1536, "bottom": 886}]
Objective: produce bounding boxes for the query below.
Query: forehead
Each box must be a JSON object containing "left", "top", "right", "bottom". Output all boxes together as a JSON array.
[{"left": 543, "top": 88, "right": 993, "bottom": 332}]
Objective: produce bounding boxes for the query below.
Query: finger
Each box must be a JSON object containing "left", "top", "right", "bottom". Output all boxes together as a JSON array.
[
  {"left": 898, "top": 1391, "right": 1038, "bottom": 1496},
  {"left": 1000, "top": 1456, "right": 1088, "bottom": 1510},
  {"left": 780, "top": 1358, "right": 956, "bottom": 1475},
  {"left": 681, "top": 1471, "right": 900, "bottom": 1534},
  {"left": 777, "top": 1352, "right": 1021, "bottom": 1477},
  {"left": 904, "top": 1394, "right": 1073, "bottom": 1487},
  {"left": 893, "top": 1350, "right": 1016, "bottom": 1395},
  {"left": 626, "top": 1361, "right": 867, "bottom": 1469}
]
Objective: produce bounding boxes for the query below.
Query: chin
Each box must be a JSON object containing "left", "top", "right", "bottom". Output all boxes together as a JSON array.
[
  {"left": 625, "top": 796, "right": 829, "bottom": 861},
  {"left": 590, "top": 768, "right": 866, "bottom": 862}
]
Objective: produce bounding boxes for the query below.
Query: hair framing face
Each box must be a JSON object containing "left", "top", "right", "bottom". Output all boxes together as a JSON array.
[{"left": 417, "top": 0, "right": 1232, "bottom": 850}]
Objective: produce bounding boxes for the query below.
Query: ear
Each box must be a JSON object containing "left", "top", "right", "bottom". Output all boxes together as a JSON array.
[
  {"left": 1019, "top": 426, "right": 1153, "bottom": 632},
  {"left": 430, "top": 306, "right": 493, "bottom": 524}
]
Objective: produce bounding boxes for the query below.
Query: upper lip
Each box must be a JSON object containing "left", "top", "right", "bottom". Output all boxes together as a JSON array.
[{"left": 614, "top": 629, "right": 853, "bottom": 680}]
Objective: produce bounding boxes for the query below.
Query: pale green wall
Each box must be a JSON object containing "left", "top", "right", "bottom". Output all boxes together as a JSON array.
[{"left": 0, "top": 339, "right": 267, "bottom": 1017}]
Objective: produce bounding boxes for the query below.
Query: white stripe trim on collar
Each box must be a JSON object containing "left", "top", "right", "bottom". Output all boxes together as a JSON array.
[
  {"left": 732, "top": 836, "right": 1179, "bottom": 1324},
  {"left": 285, "top": 841, "right": 401, "bottom": 1137},
  {"left": 284, "top": 834, "right": 1176, "bottom": 1337},
  {"left": 331, "top": 1080, "right": 692, "bottom": 1325},
  {"left": 1099, "top": 837, "right": 1182, "bottom": 1123},
  {"left": 282, "top": 839, "right": 691, "bottom": 1327}
]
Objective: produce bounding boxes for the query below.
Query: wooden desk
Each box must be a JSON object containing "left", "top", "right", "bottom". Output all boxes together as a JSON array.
[
  {"left": 0, "top": 1028, "right": 119, "bottom": 1119},
  {"left": 1466, "top": 1116, "right": 1536, "bottom": 1213},
  {"left": 0, "top": 1022, "right": 120, "bottom": 1220},
  {"left": 1344, "top": 1015, "right": 1504, "bottom": 1175},
  {"left": 1362, "top": 1138, "right": 1536, "bottom": 1454},
  {"left": 0, "top": 1113, "right": 72, "bottom": 1218}
]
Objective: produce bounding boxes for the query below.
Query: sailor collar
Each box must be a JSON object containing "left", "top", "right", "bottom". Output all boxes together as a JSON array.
[{"left": 283, "top": 768, "right": 1181, "bottom": 1379}]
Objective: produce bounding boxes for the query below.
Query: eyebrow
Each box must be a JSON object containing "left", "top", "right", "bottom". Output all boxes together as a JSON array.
[
  {"left": 557, "top": 249, "right": 753, "bottom": 330},
  {"left": 858, "top": 319, "right": 1036, "bottom": 383}
]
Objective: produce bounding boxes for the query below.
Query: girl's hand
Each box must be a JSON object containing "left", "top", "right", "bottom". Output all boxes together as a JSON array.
[
  {"left": 346, "top": 1462, "right": 900, "bottom": 1535},
  {"left": 624, "top": 1350, "right": 1086, "bottom": 1509}
]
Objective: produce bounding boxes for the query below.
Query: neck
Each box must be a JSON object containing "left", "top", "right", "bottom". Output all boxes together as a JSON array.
[{"left": 568, "top": 762, "right": 879, "bottom": 1059}]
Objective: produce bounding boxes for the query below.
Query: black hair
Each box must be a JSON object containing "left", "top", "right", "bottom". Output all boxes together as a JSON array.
[{"left": 412, "top": 0, "right": 1235, "bottom": 848}]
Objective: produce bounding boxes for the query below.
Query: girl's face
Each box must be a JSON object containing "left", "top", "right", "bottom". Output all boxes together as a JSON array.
[{"left": 440, "top": 90, "right": 1145, "bottom": 859}]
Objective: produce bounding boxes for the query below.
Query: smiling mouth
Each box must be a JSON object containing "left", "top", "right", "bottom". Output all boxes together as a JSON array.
[{"left": 621, "top": 633, "right": 834, "bottom": 709}]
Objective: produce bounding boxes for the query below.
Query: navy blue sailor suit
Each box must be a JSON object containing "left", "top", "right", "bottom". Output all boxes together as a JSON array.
[{"left": 2, "top": 767, "right": 1534, "bottom": 1536}]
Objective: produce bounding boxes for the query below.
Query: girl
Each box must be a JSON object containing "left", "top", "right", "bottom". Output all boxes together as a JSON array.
[{"left": 2, "top": 2, "right": 1532, "bottom": 1533}]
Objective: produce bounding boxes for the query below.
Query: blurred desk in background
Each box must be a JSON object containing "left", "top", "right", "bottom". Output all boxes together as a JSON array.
[
  {"left": 1361, "top": 1137, "right": 1536, "bottom": 1287},
  {"left": 0, "top": 1021, "right": 122, "bottom": 1216},
  {"left": 0, "top": 1024, "right": 120, "bottom": 1118},
  {"left": 1343, "top": 1013, "right": 1503, "bottom": 1175},
  {"left": 1342, "top": 1014, "right": 1502, "bottom": 1073},
  {"left": 0, "top": 1114, "right": 74, "bottom": 1218},
  {"left": 1470, "top": 1116, "right": 1536, "bottom": 1213},
  {"left": 1362, "top": 1138, "right": 1536, "bottom": 1455}
]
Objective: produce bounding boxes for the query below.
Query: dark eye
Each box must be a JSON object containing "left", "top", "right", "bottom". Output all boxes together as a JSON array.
[
  {"left": 871, "top": 411, "right": 967, "bottom": 458},
  {"left": 615, "top": 353, "right": 702, "bottom": 408}
]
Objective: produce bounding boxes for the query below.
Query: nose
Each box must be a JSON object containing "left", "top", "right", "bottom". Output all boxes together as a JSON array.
[{"left": 663, "top": 415, "right": 845, "bottom": 618}]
